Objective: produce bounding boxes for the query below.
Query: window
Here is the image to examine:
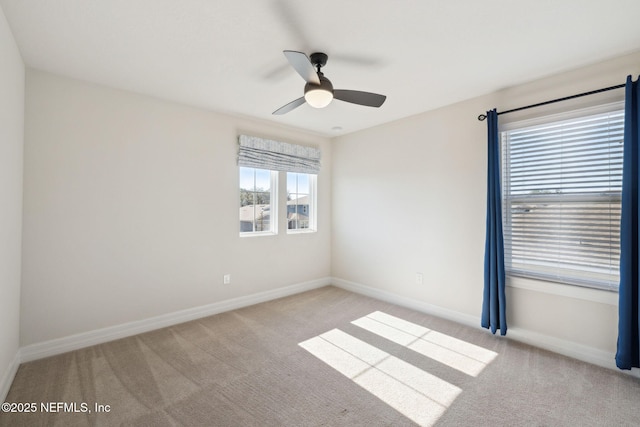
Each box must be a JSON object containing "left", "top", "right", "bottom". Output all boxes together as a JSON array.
[
  {"left": 501, "top": 103, "right": 623, "bottom": 291},
  {"left": 239, "top": 167, "right": 277, "bottom": 234},
  {"left": 287, "top": 172, "right": 317, "bottom": 232},
  {"left": 237, "top": 134, "right": 321, "bottom": 236}
]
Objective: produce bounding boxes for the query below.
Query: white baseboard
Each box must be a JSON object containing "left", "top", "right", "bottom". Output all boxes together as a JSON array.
[
  {"left": 505, "top": 327, "right": 620, "bottom": 372},
  {"left": 331, "top": 276, "right": 639, "bottom": 376},
  {"left": 331, "top": 277, "right": 479, "bottom": 328},
  {"left": 0, "top": 351, "right": 21, "bottom": 402},
  {"left": 13, "top": 276, "right": 639, "bottom": 379},
  {"left": 20, "top": 277, "right": 331, "bottom": 363}
]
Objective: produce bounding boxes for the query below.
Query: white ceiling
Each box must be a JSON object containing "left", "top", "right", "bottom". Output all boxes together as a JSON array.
[{"left": 2, "top": 0, "right": 640, "bottom": 137}]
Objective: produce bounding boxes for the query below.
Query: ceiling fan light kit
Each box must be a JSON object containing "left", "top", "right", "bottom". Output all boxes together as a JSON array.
[
  {"left": 304, "top": 75, "right": 334, "bottom": 108},
  {"left": 273, "top": 50, "right": 386, "bottom": 115}
]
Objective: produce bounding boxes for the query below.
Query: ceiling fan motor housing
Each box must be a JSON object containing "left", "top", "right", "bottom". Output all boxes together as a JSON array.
[{"left": 304, "top": 73, "right": 333, "bottom": 95}]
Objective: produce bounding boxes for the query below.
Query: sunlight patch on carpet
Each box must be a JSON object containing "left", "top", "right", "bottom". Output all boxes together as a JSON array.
[
  {"left": 299, "top": 312, "right": 499, "bottom": 426},
  {"left": 352, "top": 311, "right": 497, "bottom": 377},
  {"left": 299, "top": 328, "right": 461, "bottom": 426}
]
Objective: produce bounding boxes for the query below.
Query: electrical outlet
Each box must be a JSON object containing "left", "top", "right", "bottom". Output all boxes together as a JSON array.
[
  {"left": 223, "top": 274, "right": 231, "bottom": 285},
  {"left": 416, "top": 273, "right": 424, "bottom": 285}
]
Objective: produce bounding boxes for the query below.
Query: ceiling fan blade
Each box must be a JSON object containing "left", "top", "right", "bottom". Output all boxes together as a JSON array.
[
  {"left": 333, "top": 90, "right": 386, "bottom": 107},
  {"left": 272, "top": 97, "right": 306, "bottom": 115},
  {"left": 283, "top": 50, "right": 320, "bottom": 85}
]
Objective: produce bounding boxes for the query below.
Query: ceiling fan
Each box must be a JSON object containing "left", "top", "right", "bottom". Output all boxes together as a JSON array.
[{"left": 273, "top": 50, "right": 387, "bottom": 115}]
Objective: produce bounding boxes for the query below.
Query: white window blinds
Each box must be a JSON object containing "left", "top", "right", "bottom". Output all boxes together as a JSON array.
[
  {"left": 238, "top": 135, "right": 321, "bottom": 174},
  {"left": 501, "top": 104, "right": 624, "bottom": 291}
]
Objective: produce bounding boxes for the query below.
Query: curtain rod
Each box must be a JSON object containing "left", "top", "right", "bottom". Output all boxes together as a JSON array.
[{"left": 477, "top": 82, "right": 625, "bottom": 121}]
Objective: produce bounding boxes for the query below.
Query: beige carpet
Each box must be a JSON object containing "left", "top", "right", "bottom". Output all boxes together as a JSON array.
[{"left": 1, "top": 286, "right": 639, "bottom": 426}]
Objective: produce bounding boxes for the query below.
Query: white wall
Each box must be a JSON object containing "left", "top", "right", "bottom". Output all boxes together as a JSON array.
[
  {"left": 332, "top": 51, "right": 640, "bottom": 360},
  {"left": 21, "top": 70, "right": 331, "bottom": 346},
  {"left": 0, "top": 5, "right": 24, "bottom": 398}
]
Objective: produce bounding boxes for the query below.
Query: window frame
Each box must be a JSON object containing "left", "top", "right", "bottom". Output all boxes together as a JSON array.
[
  {"left": 239, "top": 167, "right": 278, "bottom": 237},
  {"left": 499, "top": 102, "right": 624, "bottom": 292},
  {"left": 286, "top": 172, "right": 317, "bottom": 233}
]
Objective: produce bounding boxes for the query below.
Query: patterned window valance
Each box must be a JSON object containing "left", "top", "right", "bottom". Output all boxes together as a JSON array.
[{"left": 238, "top": 135, "right": 321, "bottom": 174}]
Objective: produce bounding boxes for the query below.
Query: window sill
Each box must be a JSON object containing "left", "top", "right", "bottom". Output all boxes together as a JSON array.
[
  {"left": 239, "top": 231, "right": 277, "bottom": 238},
  {"left": 507, "top": 275, "right": 618, "bottom": 306},
  {"left": 287, "top": 229, "right": 317, "bottom": 235}
]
